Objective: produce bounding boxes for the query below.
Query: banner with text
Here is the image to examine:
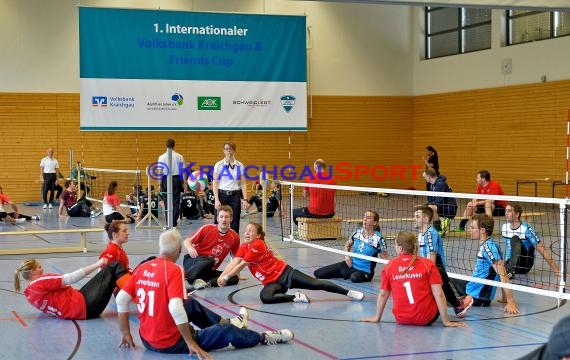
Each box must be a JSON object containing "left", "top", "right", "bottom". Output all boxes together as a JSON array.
[{"left": 79, "top": 7, "right": 307, "bottom": 131}]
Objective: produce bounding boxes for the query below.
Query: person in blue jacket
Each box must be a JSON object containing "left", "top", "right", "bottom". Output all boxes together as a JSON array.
[{"left": 424, "top": 168, "right": 457, "bottom": 236}]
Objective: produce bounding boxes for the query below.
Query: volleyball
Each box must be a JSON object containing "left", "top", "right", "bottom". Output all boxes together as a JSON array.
[{"left": 187, "top": 170, "right": 208, "bottom": 191}]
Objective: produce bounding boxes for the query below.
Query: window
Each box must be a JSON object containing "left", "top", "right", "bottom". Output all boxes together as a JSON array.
[
  {"left": 507, "top": 10, "right": 570, "bottom": 45},
  {"left": 425, "top": 7, "right": 491, "bottom": 59}
]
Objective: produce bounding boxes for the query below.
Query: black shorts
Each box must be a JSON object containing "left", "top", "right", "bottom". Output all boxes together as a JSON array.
[
  {"left": 105, "top": 212, "right": 125, "bottom": 223},
  {"left": 436, "top": 204, "right": 457, "bottom": 219},
  {"left": 476, "top": 204, "right": 505, "bottom": 216}
]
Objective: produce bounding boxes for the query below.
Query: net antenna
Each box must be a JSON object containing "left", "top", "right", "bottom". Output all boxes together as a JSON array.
[
  {"left": 136, "top": 165, "right": 163, "bottom": 230},
  {"left": 279, "top": 180, "right": 569, "bottom": 303}
]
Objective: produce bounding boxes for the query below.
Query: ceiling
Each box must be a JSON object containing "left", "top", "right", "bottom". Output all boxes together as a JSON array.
[{"left": 299, "top": 0, "right": 570, "bottom": 10}]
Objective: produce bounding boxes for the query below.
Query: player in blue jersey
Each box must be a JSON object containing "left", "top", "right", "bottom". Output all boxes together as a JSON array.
[
  {"left": 450, "top": 214, "right": 519, "bottom": 314},
  {"left": 415, "top": 206, "right": 471, "bottom": 317},
  {"left": 501, "top": 204, "right": 560, "bottom": 279},
  {"left": 314, "top": 210, "right": 388, "bottom": 283}
]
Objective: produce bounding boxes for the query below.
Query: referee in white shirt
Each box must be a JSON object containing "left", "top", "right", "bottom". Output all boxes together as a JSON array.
[
  {"left": 39, "top": 147, "right": 60, "bottom": 209},
  {"left": 213, "top": 142, "right": 248, "bottom": 233},
  {"left": 158, "top": 139, "right": 187, "bottom": 228}
]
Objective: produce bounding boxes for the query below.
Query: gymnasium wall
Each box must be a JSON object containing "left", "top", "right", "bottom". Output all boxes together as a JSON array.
[
  {"left": 412, "top": 79, "right": 570, "bottom": 197},
  {"left": 3, "top": 80, "right": 569, "bottom": 203},
  {"left": 0, "top": 94, "right": 414, "bottom": 202},
  {"left": 412, "top": 9, "right": 570, "bottom": 95}
]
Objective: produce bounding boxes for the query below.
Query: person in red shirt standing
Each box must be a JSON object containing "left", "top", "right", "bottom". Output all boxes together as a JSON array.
[
  {"left": 217, "top": 222, "right": 364, "bottom": 303},
  {"left": 183, "top": 205, "right": 240, "bottom": 290},
  {"left": 362, "top": 231, "right": 465, "bottom": 327},
  {"left": 293, "top": 158, "right": 336, "bottom": 225},
  {"left": 116, "top": 229, "right": 293, "bottom": 358},
  {"left": 454, "top": 170, "right": 507, "bottom": 232},
  {"left": 14, "top": 257, "right": 128, "bottom": 320}
]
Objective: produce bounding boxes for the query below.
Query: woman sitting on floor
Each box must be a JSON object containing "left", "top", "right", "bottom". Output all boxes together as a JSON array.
[
  {"left": 103, "top": 181, "right": 135, "bottom": 224},
  {"left": 14, "top": 258, "right": 129, "bottom": 320},
  {"left": 217, "top": 222, "right": 364, "bottom": 304}
]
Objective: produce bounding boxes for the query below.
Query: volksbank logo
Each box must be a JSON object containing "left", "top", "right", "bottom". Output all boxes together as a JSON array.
[
  {"left": 198, "top": 96, "right": 221, "bottom": 110},
  {"left": 92, "top": 96, "right": 108, "bottom": 107}
]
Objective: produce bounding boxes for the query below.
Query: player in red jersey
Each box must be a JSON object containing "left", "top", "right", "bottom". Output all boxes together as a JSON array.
[
  {"left": 100, "top": 222, "right": 130, "bottom": 270},
  {"left": 454, "top": 170, "right": 506, "bottom": 231},
  {"left": 217, "top": 222, "right": 364, "bottom": 303},
  {"left": 116, "top": 229, "right": 293, "bottom": 358},
  {"left": 14, "top": 257, "right": 129, "bottom": 320},
  {"left": 362, "top": 231, "right": 465, "bottom": 327},
  {"left": 98, "top": 221, "right": 136, "bottom": 290},
  {"left": 292, "top": 158, "right": 336, "bottom": 225},
  {"left": 183, "top": 205, "right": 240, "bottom": 290}
]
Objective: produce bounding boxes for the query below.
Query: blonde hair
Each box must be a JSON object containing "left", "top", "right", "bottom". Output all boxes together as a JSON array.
[{"left": 14, "top": 259, "right": 39, "bottom": 292}]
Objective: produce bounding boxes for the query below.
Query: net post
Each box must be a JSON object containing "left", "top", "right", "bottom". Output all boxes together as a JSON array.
[
  {"left": 136, "top": 166, "right": 162, "bottom": 230},
  {"left": 167, "top": 148, "right": 173, "bottom": 229},
  {"left": 261, "top": 171, "right": 267, "bottom": 234},
  {"left": 69, "top": 148, "right": 74, "bottom": 175},
  {"left": 289, "top": 183, "right": 294, "bottom": 239},
  {"left": 76, "top": 162, "right": 82, "bottom": 201},
  {"left": 560, "top": 201, "right": 568, "bottom": 300},
  {"left": 566, "top": 109, "right": 569, "bottom": 198}
]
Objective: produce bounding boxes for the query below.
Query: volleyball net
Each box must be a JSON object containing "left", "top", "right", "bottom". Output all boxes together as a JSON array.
[
  {"left": 81, "top": 166, "right": 142, "bottom": 213},
  {"left": 278, "top": 180, "right": 569, "bottom": 301}
]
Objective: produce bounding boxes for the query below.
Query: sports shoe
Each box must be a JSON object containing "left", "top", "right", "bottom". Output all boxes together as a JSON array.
[
  {"left": 32, "top": 215, "right": 40, "bottom": 221},
  {"left": 42, "top": 204, "right": 48, "bottom": 210},
  {"left": 229, "top": 307, "right": 249, "bottom": 329},
  {"left": 262, "top": 329, "right": 294, "bottom": 345},
  {"left": 48, "top": 204, "right": 53, "bottom": 209},
  {"left": 293, "top": 291, "right": 310, "bottom": 303},
  {"left": 184, "top": 280, "right": 193, "bottom": 291},
  {"left": 506, "top": 264, "right": 516, "bottom": 280},
  {"left": 454, "top": 296, "right": 473, "bottom": 318},
  {"left": 192, "top": 279, "right": 210, "bottom": 290},
  {"left": 450, "top": 226, "right": 465, "bottom": 233},
  {"left": 439, "top": 218, "right": 450, "bottom": 237},
  {"left": 347, "top": 290, "right": 365, "bottom": 301}
]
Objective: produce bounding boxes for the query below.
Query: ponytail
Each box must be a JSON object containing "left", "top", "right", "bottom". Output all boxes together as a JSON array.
[{"left": 14, "top": 259, "right": 38, "bottom": 292}]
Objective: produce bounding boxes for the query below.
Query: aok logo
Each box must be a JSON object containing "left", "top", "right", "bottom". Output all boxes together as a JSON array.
[
  {"left": 198, "top": 96, "right": 221, "bottom": 110},
  {"left": 92, "top": 96, "right": 108, "bottom": 107}
]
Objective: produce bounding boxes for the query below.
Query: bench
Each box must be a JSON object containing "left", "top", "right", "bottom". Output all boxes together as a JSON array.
[
  {"left": 0, "top": 228, "right": 104, "bottom": 255},
  {"left": 297, "top": 217, "right": 343, "bottom": 240},
  {"left": 516, "top": 178, "right": 567, "bottom": 197}
]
